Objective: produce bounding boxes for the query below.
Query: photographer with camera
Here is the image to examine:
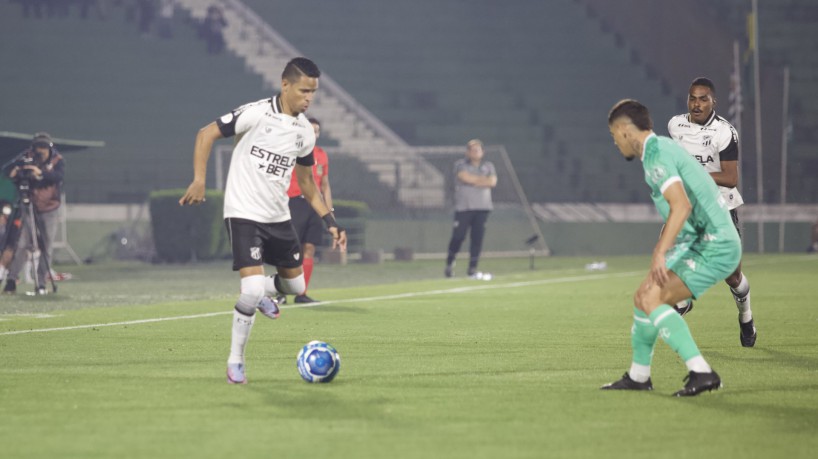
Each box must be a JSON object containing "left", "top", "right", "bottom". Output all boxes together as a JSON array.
[
  {"left": 0, "top": 200, "right": 15, "bottom": 281},
  {"left": 2, "top": 132, "right": 65, "bottom": 295}
]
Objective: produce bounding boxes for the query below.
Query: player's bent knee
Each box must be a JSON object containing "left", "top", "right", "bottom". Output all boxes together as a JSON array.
[
  {"left": 302, "top": 243, "right": 316, "bottom": 258},
  {"left": 725, "top": 271, "right": 742, "bottom": 288},
  {"left": 633, "top": 281, "right": 662, "bottom": 314},
  {"left": 277, "top": 274, "right": 306, "bottom": 296},
  {"left": 236, "top": 275, "right": 266, "bottom": 315}
]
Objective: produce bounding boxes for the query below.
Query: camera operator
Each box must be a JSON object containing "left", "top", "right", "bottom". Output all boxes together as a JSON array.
[
  {"left": 0, "top": 200, "right": 15, "bottom": 281},
  {"left": 2, "top": 132, "right": 65, "bottom": 295}
]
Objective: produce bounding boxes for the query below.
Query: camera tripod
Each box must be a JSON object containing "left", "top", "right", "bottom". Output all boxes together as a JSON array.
[{"left": 3, "top": 181, "right": 57, "bottom": 295}]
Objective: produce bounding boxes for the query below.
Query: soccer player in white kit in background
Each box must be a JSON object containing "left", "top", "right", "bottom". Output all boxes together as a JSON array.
[
  {"left": 180, "top": 57, "right": 347, "bottom": 384},
  {"left": 668, "top": 77, "right": 757, "bottom": 347}
]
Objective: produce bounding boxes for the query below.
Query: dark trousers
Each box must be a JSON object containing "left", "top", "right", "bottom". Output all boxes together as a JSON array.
[{"left": 446, "top": 210, "right": 490, "bottom": 273}]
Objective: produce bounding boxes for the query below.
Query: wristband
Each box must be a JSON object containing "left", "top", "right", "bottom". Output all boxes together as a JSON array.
[{"left": 322, "top": 212, "right": 338, "bottom": 229}]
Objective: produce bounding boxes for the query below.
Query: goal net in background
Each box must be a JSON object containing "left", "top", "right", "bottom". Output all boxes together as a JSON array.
[{"left": 214, "top": 143, "right": 550, "bottom": 258}]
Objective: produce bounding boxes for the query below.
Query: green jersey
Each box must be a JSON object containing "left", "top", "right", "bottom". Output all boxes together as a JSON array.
[{"left": 642, "top": 134, "right": 738, "bottom": 243}]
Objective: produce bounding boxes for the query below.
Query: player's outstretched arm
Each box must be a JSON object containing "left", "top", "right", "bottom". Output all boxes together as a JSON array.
[
  {"left": 297, "top": 164, "right": 347, "bottom": 251},
  {"left": 180, "top": 122, "right": 223, "bottom": 206}
]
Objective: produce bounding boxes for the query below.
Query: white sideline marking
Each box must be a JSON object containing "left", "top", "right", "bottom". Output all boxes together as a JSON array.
[
  {"left": 0, "top": 313, "right": 60, "bottom": 322},
  {"left": 2, "top": 252, "right": 814, "bottom": 337},
  {"left": 0, "top": 270, "right": 634, "bottom": 337},
  {"left": 0, "top": 312, "right": 229, "bottom": 336}
]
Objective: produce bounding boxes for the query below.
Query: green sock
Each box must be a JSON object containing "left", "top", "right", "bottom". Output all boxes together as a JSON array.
[
  {"left": 649, "top": 304, "right": 702, "bottom": 361},
  {"left": 631, "top": 308, "right": 658, "bottom": 366}
]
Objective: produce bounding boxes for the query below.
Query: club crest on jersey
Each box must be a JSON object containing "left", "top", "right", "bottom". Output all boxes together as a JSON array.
[
  {"left": 265, "top": 126, "right": 272, "bottom": 134},
  {"left": 250, "top": 247, "right": 261, "bottom": 260},
  {"left": 295, "top": 134, "right": 304, "bottom": 149},
  {"left": 701, "top": 135, "right": 712, "bottom": 147},
  {"left": 649, "top": 166, "right": 666, "bottom": 184},
  {"left": 294, "top": 252, "right": 300, "bottom": 261}
]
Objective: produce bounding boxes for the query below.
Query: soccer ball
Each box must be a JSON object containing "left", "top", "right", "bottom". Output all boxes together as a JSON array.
[{"left": 297, "top": 340, "right": 341, "bottom": 383}]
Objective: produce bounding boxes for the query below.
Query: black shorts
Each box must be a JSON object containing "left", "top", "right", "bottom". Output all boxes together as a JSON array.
[
  {"left": 225, "top": 218, "right": 302, "bottom": 271},
  {"left": 288, "top": 196, "right": 325, "bottom": 247},
  {"left": 730, "top": 209, "right": 741, "bottom": 238}
]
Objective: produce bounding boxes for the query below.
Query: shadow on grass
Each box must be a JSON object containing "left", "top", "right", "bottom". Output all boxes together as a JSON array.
[
  {"left": 708, "top": 346, "right": 818, "bottom": 371},
  {"left": 296, "top": 304, "right": 369, "bottom": 314}
]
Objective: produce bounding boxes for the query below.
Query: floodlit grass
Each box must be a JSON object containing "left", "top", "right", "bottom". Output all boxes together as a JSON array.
[{"left": 1, "top": 255, "right": 817, "bottom": 458}]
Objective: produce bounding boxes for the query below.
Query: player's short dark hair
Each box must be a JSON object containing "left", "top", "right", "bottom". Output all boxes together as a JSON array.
[
  {"left": 690, "top": 77, "right": 716, "bottom": 95},
  {"left": 282, "top": 57, "right": 321, "bottom": 82},
  {"left": 608, "top": 99, "right": 653, "bottom": 131},
  {"left": 307, "top": 117, "right": 320, "bottom": 127}
]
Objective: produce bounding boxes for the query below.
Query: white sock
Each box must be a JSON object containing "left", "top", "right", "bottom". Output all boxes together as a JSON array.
[
  {"left": 685, "top": 355, "right": 712, "bottom": 373},
  {"left": 629, "top": 363, "right": 651, "bottom": 383},
  {"left": 228, "top": 310, "right": 255, "bottom": 364},
  {"left": 731, "top": 274, "right": 753, "bottom": 323},
  {"left": 264, "top": 275, "right": 278, "bottom": 297}
]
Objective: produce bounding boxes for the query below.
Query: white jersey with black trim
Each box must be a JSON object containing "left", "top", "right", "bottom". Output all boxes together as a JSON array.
[
  {"left": 667, "top": 111, "right": 744, "bottom": 210},
  {"left": 217, "top": 95, "right": 316, "bottom": 223}
]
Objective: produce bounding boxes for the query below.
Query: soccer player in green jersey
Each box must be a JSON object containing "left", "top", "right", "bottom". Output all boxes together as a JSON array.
[{"left": 601, "top": 99, "right": 741, "bottom": 396}]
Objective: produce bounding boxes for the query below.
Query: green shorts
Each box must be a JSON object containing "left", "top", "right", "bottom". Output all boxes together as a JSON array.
[{"left": 665, "top": 235, "right": 742, "bottom": 299}]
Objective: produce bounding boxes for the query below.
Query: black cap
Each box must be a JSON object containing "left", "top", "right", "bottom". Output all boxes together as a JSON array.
[{"left": 32, "top": 132, "right": 53, "bottom": 148}]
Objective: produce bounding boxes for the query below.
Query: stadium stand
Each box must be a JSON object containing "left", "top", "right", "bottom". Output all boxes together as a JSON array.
[
  {"left": 241, "top": 0, "right": 679, "bottom": 203},
  {"left": 0, "top": 1, "right": 271, "bottom": 203},
  {"left": 2, "top": 0, "right": 814, "bottom": 208},
  {"left": 756, "top": 0, "right": 818, "bottom": 202}
]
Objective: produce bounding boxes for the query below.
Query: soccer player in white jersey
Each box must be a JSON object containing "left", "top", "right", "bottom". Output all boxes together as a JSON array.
[
  {"left": 180, "top": 57, "right": 347, "bottom": 384},
  {"left": 667, "top": 77, "right": 757, "bottom": 347}
]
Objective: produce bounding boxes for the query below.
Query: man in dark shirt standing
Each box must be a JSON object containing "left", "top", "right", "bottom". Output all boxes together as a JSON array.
[{"left": 444, "top": 139, "right": 497, "bottom": 279}]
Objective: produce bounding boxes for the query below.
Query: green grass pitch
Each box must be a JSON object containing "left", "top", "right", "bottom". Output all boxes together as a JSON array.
[{"left": 1, "top": 254, "right": 817, "bottom": 458}]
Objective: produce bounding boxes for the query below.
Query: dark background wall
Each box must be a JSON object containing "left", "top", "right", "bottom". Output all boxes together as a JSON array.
[{"left": 1, "top": 0, "right": 815, "bottom": 207}]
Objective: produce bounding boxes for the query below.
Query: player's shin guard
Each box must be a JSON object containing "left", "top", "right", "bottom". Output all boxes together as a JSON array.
[
  {"left": 228, "top": 276, "right": 265, "bottom": 364},
  {"left": 731, "top": 274, "right": 752, "bottom": 323},
  {"left": 264, "top": 275, "right": 277, "bottom": 298},
  {"left": 264, "top": 273, "right": 307, "bottom": 297},
  {"left": 650, "top": 305, "right": 710, "bottom": 372},
  {"left": 237, "top": 276, "right": 265, "bottom": 315},
  {"left": 630, "top": 308, "right": 658, "bottom": 382},
  {"left": 228, "top": 309, "right": 256, "bottom": 364},
  {"left": 276, "top": 273, "right": 307, "bottom": 296}
]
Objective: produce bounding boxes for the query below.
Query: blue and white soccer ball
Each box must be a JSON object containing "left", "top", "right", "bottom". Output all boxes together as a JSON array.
[{"left": 297, "top": 340, "right": 341, "bottom": 383}]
